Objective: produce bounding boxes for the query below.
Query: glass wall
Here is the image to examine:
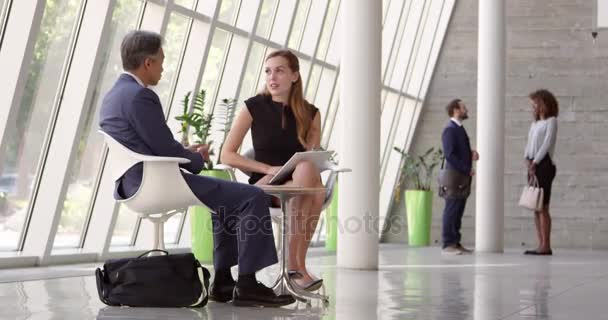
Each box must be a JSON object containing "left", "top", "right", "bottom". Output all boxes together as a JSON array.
[
  {"left": 0, "top": 0, "right": 83, "bottom": 250},
  {"left": 0, "top": 0, "right": 9, "bottom": 45},
  {"left": 0, "top": 0, "right": 454, "bottom": 263},
  {"left": 53, "top": 0, "right": 143, "bottom": 248}
]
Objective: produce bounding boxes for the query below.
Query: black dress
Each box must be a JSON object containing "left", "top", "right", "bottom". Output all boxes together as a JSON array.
[
  {"left": 528, "top": 154, "right": 556, "bottom": 206},
  {"left": 245, "top": 94, "right": 318, "bottom": 185}
]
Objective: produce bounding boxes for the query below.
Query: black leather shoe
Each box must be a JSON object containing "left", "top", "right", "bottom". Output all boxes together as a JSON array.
[
  {"left": 209, "top": 281, "right": 235, "bottom": 303},
  {"left": 524, "top": 249, "right": 553, "bottom": 256},
  {"left": 531, "top": 249, "right": 552, "bottom": 255},
  {"left": 232, "top": 282, "right": 296, "bottom": 307}
]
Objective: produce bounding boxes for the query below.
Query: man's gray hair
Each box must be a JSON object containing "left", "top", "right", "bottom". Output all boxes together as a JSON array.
[{"left": 121, "top": 30, "right": 163, "bottom": 71}]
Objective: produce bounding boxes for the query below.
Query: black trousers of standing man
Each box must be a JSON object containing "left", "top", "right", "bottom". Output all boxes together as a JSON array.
[{"left": 442, "top": 198, "right": 467, "bottom": 248}]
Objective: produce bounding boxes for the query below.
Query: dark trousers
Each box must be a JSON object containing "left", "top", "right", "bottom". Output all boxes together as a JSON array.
[
  {"left": 442, "top": 198, "right": 467, "bottom": 248},
  {"left": 182, "top": 174, "right": 278, "bottom": 275}
]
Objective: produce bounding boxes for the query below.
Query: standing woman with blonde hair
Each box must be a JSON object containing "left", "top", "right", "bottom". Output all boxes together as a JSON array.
[
  {"left": 222, "top": 50, "right": 324, "bottom": 291},
  {"left": 524, "top": 89, "right": 558, "bottom": 255}
]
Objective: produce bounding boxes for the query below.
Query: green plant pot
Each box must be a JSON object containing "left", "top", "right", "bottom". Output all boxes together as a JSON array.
[
  {"left": 325, "top": 182, "right": 338, "bottom": 252},
  {"left": 404, "top": 190, "right": 433, "bottom": 246},
  {"left": 190, "top": 169, "right": 232, "bottom": 263}
]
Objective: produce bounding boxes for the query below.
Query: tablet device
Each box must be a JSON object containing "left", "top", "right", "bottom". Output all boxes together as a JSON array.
[{"left": 268, "top": 150, "right": 333, "bottom": 185}]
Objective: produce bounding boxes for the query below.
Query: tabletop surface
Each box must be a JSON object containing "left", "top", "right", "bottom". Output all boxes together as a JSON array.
[{"left": 258, "top": 185, "right": 326, "bottom": 194}]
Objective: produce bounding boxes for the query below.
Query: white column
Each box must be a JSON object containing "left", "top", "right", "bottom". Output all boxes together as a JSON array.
[
  {"left": 598, "top": 0, "right": 608, "bottom": 29},
  {"left": 475, "top": 0, "right": 505, "bottom": 252},
  {"left": 338, "top": 0, "right": 381, "bottom": 269}
]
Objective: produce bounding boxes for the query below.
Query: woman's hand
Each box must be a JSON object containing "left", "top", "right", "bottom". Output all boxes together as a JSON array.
[
  {"left": 266, "top": 166, "right": 281, "bottom": 176},
  {"left": 528, "top": 162, "right": 536, "bottom": 175}
]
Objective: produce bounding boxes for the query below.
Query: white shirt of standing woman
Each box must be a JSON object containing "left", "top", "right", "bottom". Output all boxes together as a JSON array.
[{"left": 524, "top": 116, "right": 558, "bottom": 164}]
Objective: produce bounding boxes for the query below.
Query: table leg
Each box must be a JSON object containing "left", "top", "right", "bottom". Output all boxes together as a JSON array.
[
  {"left": 272, "top": 194, "right": 330, "bottom": 306},
  {"left": 272, "top": 195, "right": 290, "bottom": 294}
]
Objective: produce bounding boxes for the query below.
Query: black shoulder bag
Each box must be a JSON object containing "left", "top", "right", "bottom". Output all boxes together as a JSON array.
[
  {"left": 95, "top": 250, "right": 210, "bottom": 308},
  {"left": 437, "top": 158, "right": 472, "bottom": 200}
]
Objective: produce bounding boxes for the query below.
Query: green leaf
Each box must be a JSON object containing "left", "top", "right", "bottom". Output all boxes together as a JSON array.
[{"left": 394, "top": 146, "right": 443, "bottom": 191}]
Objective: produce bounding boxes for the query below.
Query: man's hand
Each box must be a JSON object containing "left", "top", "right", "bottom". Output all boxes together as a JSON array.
[
  {"left": 470, "top": 168, "right": 476, "bottom": 176},
  {"left": 186, "top": 143, "right": 210, "bottom": 161},
  {"left": 195, "top": 144, "right": 210, "bottom": 161},
  {"left": 187, "top": 143, "right": 203, "bottom": 152},
  {"left": 472, "top": 150, "right": 479, "bottom": 161}
]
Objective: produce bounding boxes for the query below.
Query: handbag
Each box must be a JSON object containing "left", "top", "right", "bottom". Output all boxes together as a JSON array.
[
  {"left": 437, "top": 159, "right": 472, "bottom": 199},
  {"left": 95, "top": 250, "right": 210, "bottom": 308},
  {"left": 518, "top": 175, "right": 544, "bottom": 211}
]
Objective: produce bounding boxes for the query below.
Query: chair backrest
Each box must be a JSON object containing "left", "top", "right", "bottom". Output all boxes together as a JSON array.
[
  {"left": 99, "top": 130, "right": 203, "bottom": 215},
  {"left": 99, "top": 131, "right": 143, "bottom": 182},
  {"left": 317, "top": 160, "right": 340, "bottom": 211}
]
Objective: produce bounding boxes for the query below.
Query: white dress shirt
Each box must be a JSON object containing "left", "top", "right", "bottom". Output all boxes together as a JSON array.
[
  {"left": 123, "top": 71, "right": 146, "bottom": 87},
  {"left": 450, "top": 117, "right": 463, "bottom": 127}
]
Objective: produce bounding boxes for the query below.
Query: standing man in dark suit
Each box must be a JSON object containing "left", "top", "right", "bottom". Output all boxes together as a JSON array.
[
  {"left": 441, "top": 99, "right": 479, "bottom": 255},
  {"left": 99, "top": 30, "right": 294, "bottom": 307}
]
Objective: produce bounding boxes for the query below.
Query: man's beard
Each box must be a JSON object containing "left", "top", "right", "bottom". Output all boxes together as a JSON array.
[{"left": 460, "top": 113, "right": 469, "bottom": 120}]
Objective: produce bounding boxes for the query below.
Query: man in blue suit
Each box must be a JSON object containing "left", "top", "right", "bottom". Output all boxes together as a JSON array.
[
  {"left": 99, "top": 30, "right": 294, "bottom": 307},
  {"left": 441, "top": 99, "right": 479, "bottom": 255}
]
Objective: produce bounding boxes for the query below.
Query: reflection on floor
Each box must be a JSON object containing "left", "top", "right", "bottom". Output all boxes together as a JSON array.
[{"left": 1, "top": 244, "right": 608, "bottom": 320}]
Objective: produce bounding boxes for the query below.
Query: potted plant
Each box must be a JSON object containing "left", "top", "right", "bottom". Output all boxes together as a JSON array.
[
  {"left": 393, "top": 146, "right": 443, "bottom": 246},
  {"left": 213, "top": 98, "right": 237, "bottom": 167},
  {"left": 175, "top": 89, "right": 214, "bottom": 168},
  {"left": 175, "top": 90, "right": 237, "bottom": 263}
]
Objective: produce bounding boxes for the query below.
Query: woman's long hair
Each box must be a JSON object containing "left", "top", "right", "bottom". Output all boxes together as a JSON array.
[
  {"left": 529, "top": 89, "right": 559, "bottom": 121},
  {"left": 262, "top": 50, "right": 312, "bottom": 146}
]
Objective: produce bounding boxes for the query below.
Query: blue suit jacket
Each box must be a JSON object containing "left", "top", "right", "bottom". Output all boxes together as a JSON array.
[
  {"left": 99, "top": 74, "right": 205, "bottom": 199},
  {"left": 441, "top": 120, "right": 472, "bottom": 175}
]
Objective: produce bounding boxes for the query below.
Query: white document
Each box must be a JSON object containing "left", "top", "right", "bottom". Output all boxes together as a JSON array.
[{"left": 268, "top": 150, "right": 333, "bottom": 185}]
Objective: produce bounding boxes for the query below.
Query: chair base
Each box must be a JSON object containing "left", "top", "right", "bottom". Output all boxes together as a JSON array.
[{"left": 139, "top": 210, "right": 181, "bottom": 251}]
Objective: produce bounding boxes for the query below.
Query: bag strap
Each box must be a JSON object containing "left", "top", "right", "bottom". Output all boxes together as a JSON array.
[
  {"left": 528, "top": 174, "right": 540, "bottom": 187},
  {"left": 189, "top": 261, "right": 211, "bottom": 308},
  {"left": 110, "top": 249, "right": 170, "bottom": 276}
]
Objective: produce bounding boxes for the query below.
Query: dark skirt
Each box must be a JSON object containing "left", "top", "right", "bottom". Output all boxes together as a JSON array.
[{"left": 528, "top": 154, "right": 556, "bottom": 206}]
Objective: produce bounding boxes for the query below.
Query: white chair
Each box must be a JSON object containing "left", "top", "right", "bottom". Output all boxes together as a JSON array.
[{"left": 100, "top": 130, "right": 207, "bottom": 251}]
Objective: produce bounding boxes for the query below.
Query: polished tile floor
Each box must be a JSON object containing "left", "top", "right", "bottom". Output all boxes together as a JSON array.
[{"left": 1, "top": 244, "right": 607, "bottom": 320}]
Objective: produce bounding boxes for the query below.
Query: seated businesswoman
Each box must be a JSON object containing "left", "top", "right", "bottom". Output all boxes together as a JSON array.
[
  {"left": 524, "top": 89, "right": 558, "bottom": 255},
  {"left": 221, "top": 50, "right": 324, "bottom": 291}
]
